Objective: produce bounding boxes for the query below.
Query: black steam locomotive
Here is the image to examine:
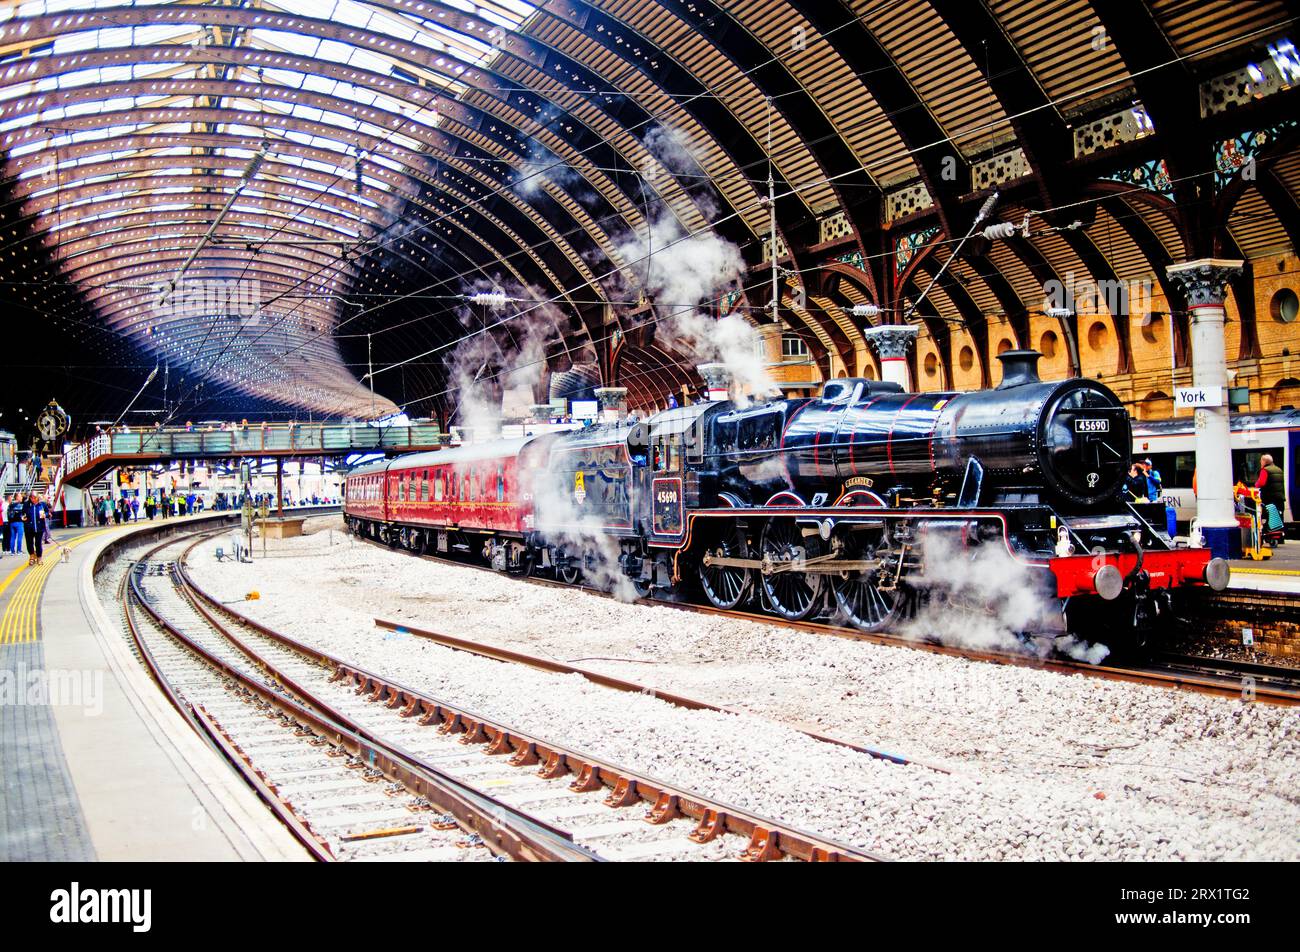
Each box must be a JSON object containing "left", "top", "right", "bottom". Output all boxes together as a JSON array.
[{"left": 347, "top": 350, "right": 1228, "bottom": 646}]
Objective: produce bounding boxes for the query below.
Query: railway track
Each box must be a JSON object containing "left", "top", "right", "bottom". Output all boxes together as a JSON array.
[
  {"left": 124, "top": 532, "right": 583, "bottom": 862},
  {"left": 1150, "top": 653, "right": 1300, "bottom": 695},
  {"left": 121, "top": 526, "right": 880, "bottom": 862},
  {"left": 352, "top": 529, "right": 1300, "bottom": 706}
]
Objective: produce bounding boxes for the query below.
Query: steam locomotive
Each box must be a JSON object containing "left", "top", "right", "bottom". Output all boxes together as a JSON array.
[{"left": 344, "top": 350, "right": 1228, "bottom": 649}]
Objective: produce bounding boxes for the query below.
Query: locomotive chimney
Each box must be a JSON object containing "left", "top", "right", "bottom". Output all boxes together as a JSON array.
[
  {"left": 698, "top": 363, "right": 732, "bottom": 402},
  {"left": 996, "top": 350, "right": 1043, "bottom": 389}
]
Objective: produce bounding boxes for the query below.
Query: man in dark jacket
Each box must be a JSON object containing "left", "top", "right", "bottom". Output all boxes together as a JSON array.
[
  {"left": 1255, "top": 454, "right": 1286, "bottom": 541},
  {"left": 1254, "top": 455, "right": 1285, "bottom": 509},
  {"left": 22, "top": 492, "right": 46, "bottom": 565}
]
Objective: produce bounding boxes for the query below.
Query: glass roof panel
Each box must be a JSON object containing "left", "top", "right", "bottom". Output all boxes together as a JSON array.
[{"left": 0, "top": 0, "right": 536, "bottom": 414}]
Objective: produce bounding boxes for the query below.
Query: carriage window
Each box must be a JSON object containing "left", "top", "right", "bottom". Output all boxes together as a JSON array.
[
  {"left": 471, "top": 473, "right": 480, "bottom": 500},
  {"left": 434, "top": 474, "right": 444, "bottom": 501},
  {"left": 1236, "top": 447, "right": 1285, "bottom": 486},
  {"left": 1145, "top": 453, "right": 1195, "bottom": 490},
  {"left": 421, "top": 470, "right": 429, "bottom": 502},
  {"left": 497, "top": 463, "right": 505, "bottom": 501}
]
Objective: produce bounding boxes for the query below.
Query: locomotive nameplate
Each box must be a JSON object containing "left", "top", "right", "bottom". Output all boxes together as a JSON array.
[
  {"left": 651, "top": 477, "right": 684, "bottom": 537},
  {"left": 1074, "top": 419, "right": 1110, "bottom": 433}
]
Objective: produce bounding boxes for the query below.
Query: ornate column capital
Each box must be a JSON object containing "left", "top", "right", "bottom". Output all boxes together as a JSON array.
[
  {"left": 697, "top": 362, "right": 732, "bottom": 399},
  {"left": 1165, "top": 258, "right": 1243, "bottom": 309},
  {"left": 593, "top": 386, "right": 628, "bottom": 422},
  {"left": 593, "top": 387, "right": 628, "bottom": 409},
  {"left": 862, "top": 323, "right": 919, "bottom": 359}
]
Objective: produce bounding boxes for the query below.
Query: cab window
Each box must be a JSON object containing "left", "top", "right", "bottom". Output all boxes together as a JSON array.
[{"left": 654, "top": 434, "right": 682, "bottom": 471}]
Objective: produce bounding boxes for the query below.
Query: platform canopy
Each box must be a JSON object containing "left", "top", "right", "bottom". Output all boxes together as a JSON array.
[{"left": 0, "top": 1, "right": 1297, "bottom": 429}]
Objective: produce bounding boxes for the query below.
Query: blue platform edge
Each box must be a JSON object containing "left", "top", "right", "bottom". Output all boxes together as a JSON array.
[{"left": 1201, "top": 525, "right": 1243, "bottom": 561}]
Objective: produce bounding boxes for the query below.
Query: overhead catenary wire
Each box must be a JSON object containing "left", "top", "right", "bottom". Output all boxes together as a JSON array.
[
  {"left": 45, "top": 6, "right": 1294, "bottom": 416},
  {"left": 264, "top": 15, "right": 1293, "bottom": 421}
]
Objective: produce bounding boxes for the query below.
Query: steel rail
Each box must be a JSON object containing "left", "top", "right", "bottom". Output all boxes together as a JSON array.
[
  {"left": 121, "top": 529, "right": 336, "bottom": 860},
  {"left": 189, "top": 703, "right": 337, "bottom": 863},
  {"left": 124, "top": 534, "right": 597, "bottom": 863},
  {"left": 177, "top": 557, "right": 882, "bottom": 862},
  {"left": 369, "top": 616, "right": 945, "bottom": 772}
]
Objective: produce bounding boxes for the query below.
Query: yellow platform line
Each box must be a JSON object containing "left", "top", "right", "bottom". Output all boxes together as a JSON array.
[
  {"left": 1232, "top": 567, "right": 1300, "bottom": 576},
  {"left": 0, "top": 528, "right": 114, "bottom": 646},
  {"left": 0, "top": 560, "right": 29, "bottom": 600}
]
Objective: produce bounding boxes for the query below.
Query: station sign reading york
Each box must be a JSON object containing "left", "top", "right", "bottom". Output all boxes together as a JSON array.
[{"left": 1174, "top": 386, "right": 1224, "bottom": 409}]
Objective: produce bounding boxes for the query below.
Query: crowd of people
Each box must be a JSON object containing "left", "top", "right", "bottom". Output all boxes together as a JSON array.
[
  {"left": 89, "top": 491, "right": 205, "bottom": 526},
  {"left": 82, "top": 490, "right": 335, "bottom": 526},
  {"left": 1, "top": 492, "right": 52, "bottom": 565}
]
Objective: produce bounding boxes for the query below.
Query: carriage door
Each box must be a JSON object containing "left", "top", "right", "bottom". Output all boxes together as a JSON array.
[{"left": 650, "top": 431, "right": 685, "bottom": 539}]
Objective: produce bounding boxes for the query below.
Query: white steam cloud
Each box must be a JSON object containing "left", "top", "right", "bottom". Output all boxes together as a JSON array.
[
  {"left": 900, "top": 535, "right": 1111, "bottom": 664},
  {"left": 613, "top": 212, "right": 775, "bottom": 404},
  {"left": 445, "top": 279, "right": 568, "bottom": 433}
]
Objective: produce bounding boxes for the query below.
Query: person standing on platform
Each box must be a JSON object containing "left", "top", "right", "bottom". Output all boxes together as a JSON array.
[
  {"left": 8, "top": 494, "right": 25, "bottom": 554},
  {"left": 1123, "top": 463, "right": 1148, "bottom": 503},
  {"left": 131, "top": 496, "right": 139, "bottom": 521},
  {"left": 0, "top": 496, "right": 8, "bottom": 558},
  {"left": 1142, "top": 458, "right": 1164, "bottom": 502},
  {"left": 22, "top": 492, "right": 46, "bottom": 565},
  {"left": 145, "top": 495, "right": 156, "bottom": 521},
  {"left": 1255, "top": 454, "right": 1286, "bottom": 542}
]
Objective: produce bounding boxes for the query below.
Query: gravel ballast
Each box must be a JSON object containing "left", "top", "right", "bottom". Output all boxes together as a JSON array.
[{"left": 178, "top": 517, "right": 1300, "bottom": 861}]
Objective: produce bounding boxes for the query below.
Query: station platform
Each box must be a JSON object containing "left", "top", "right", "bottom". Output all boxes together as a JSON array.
[
  {"left": 1227, "top": 539, "right": 1300, "bottom": 595},
  {"left": 0, "top": 514, "right": 307, "bottom": 862}
]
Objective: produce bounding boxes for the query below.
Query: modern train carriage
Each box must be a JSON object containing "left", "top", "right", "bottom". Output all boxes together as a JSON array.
[
  {"left": 345, "top": 351, "right": 1229, "bottom": 651},
  {"left": 1132, "top": 409, "right": 1299, "bottom": 535}
]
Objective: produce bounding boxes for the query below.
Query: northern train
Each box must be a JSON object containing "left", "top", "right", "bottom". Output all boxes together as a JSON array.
[
  {"left": 344, "top": 350, "right": 1229, "bottom": 650},
  {"left": 1132, "top": 408, "right": 1298, "bottom": 535}
]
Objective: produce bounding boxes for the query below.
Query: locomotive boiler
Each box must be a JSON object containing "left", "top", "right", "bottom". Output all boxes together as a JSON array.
[{"left": 713, "top": 350, "right": 1132, "bottom": 509}]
